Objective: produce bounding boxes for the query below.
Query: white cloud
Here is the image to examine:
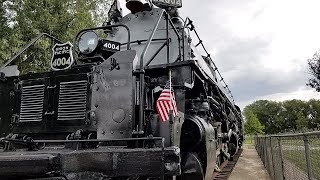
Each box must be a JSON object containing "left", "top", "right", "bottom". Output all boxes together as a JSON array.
[
  {"left": 119, "top": 0, "right": 320, "bottom": 109},
  {"left": 180, "top": 0, "right": 320, "bottom": 108},
  {"left": 237, "top": 87, "right": 320, "bottom": 109}
]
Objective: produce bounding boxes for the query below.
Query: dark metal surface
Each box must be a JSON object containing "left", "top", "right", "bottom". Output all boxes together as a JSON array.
[
  {"left": 0, "top": 64, "right": 97, "bottom": 135},
  {"left": 0, "top": 146, "right": 180, "bottom": 178},
  {"left": 0, "top": 153, "right": 59, "bottom": 177},
  {"left": 94, "top": 50, "right": 137, "bottom": 139},
  {"left": 152, "top": 112, "right": 184, "bottom": 147}
]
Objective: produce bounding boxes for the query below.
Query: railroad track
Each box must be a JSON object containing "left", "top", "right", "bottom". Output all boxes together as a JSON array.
[{"left": 212, "top": 149, "right": 243, "bottom": 180}]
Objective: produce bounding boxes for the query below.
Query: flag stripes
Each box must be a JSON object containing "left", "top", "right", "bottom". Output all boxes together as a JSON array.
[{"left": 156, "top": 88, "right": 178, "bottom": 122}]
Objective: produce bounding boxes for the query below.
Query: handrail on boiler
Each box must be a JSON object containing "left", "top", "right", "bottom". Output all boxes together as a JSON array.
[{"left": 138, "top": 9, "right": 182, "bottom": 133}]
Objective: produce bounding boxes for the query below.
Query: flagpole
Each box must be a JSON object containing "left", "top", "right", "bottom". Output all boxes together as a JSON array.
[
  {"left": 169, "top": 69, "right": 172, "bottom": 105},
  {"left": 168, "top": 69, "right": 173, "bottom": 146}
]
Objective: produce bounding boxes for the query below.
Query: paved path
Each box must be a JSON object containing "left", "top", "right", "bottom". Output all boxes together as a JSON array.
[{"left": 228, "top": 145, "right": 270, "bottom": 180}]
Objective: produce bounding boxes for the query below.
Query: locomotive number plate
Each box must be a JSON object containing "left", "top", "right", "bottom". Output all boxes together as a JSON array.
[{"left": 103, "top": 40, "right": 121, "bottom": 52}]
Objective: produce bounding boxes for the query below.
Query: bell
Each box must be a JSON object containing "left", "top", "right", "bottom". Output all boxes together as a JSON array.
[{"left": 126, "top": 0, "right": 146, "bottom": 14}]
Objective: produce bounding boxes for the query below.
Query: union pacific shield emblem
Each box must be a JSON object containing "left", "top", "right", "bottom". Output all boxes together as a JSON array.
[{"left": 51, "top": 42, "right": 74, "bottom": 71}]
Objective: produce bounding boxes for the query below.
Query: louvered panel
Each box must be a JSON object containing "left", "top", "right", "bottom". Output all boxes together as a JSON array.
[
  {"left": 58, "top": 80, "right": 87, "bottom": 121},
  {"left": 20, "top": 84, "right": 45, "bottom": 122}
]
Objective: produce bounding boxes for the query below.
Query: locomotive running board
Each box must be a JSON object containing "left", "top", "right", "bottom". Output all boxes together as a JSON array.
[{"left": 0, "top": 147, "right": 181, "bottom": 178}]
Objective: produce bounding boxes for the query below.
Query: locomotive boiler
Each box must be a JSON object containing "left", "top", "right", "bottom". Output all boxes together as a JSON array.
[{"left": 0, "top": 0, "right": 244, "bottom": 179}]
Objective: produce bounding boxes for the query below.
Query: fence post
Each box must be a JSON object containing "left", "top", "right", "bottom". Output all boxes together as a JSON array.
[
  {"left": 278, "top": 137, "right": 285, "bottom": 180},
  {"left": 255, "top": 136, "right": 258, "bottom": 152},
  {"left": 303, "top": 135, "right": 313, "bottom": 180},
  {"left": 266, "top": 136, "right": 271, "bottom": 175},
  {"left": 263, "top": 137, "right": 267, "bottom": 167},
  {"left": 269, "top": 136, "right": 276, "bottom": 180}
]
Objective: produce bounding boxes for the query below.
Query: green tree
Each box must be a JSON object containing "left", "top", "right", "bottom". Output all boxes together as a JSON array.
[
  {"left": 243, "top": 100, "right": 282, "bottom": 134},
  {"left": 0, "top": 1, "right": 17, "bottom": 66},
  {"left": 244, "top": 99, "right": 320, "bottom": 134},
  {"left": 0, "top": 2, "right": 9, "bottom": 38},
  {"left": 306, "top": 99, "right": 320, "bottom": 128},
  {"left": 0, "top": 0, "right": 112, "bottom": 73},
  {"left": 296, "top": 111, "right": 308, "bottom": 130},
  {"left": 307, "top": 50, "right": 320, "bottom": 91},
  {"left": 280, "top": 99, "right": 308, "bottom": 130},
  {"left": 244, "top": 111, "right": 264, "bottom": 135}
]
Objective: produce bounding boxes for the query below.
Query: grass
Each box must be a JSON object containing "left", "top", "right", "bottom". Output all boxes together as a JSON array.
[
  {"left": 245, "top": 135, "right": 255, "bottom": 145},
  {"left": 256, "top": 137, "right": 320, "bottom": 179},
  {"left": 280, "top": 139, "right": 320, "bottom": 179}
]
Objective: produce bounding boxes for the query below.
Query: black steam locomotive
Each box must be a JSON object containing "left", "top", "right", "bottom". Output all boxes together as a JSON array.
[{"left": 0, "top": 0, "right": 244, "bottom": 179}]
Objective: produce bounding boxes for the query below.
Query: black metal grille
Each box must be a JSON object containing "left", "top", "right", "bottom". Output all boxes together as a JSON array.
[
  {"left": 20, "top": 84, "right": 45, "bottom": 122},
  {"left": 58, "top": 80, "right": 87, "bottom": 121}
]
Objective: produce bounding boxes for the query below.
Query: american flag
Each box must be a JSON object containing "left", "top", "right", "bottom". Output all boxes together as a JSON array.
[{"left": 156, "top": 81, "right": 178, "bottom": 122}]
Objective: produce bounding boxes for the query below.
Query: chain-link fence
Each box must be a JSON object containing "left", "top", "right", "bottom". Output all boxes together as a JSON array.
[{"left": 255, "top": 131, "right": 320, "bottom": 180}]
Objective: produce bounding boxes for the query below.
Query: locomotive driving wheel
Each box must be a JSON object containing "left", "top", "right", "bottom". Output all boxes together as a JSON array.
[{"left": 178, "top": 152, "right": 205, "bottom": 180}]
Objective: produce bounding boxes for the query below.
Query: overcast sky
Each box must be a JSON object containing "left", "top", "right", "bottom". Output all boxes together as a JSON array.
[{"left": 120, "top": 0, "right": 320, "bottom": 109}]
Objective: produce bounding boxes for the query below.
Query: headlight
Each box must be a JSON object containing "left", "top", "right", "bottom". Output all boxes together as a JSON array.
[
  {"left": 165, "top": 162, "right": 180, "bottom": 172},
  {"left": 78, "top": 31, "right": 99, "bottom": 54}
]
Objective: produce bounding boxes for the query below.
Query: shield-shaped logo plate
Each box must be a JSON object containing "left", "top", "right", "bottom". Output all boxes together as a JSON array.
[{"left": 51, "top": 42, "right": 74, "bottom": 71}]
